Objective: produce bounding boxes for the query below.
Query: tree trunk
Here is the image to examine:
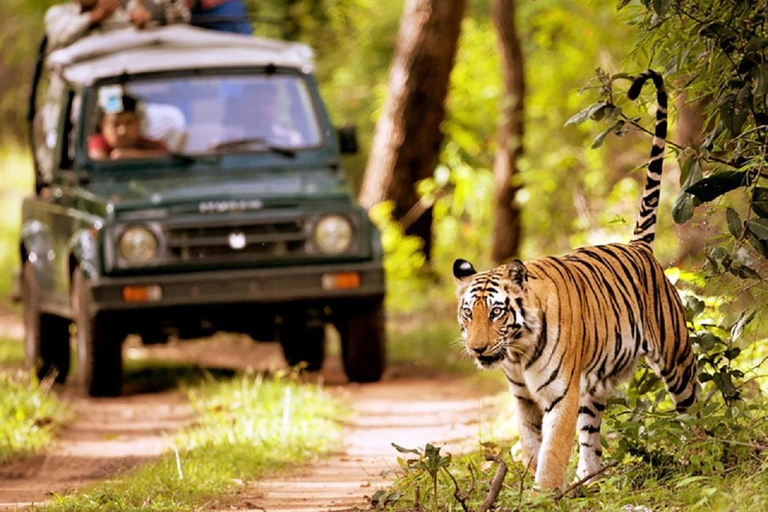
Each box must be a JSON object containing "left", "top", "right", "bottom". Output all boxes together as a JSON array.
[
  {"left": 490, "top": 0, "right": 525, "bottom": 265},
  {"left": 358, "top": 0, "right": 467, "bottom": 260}
]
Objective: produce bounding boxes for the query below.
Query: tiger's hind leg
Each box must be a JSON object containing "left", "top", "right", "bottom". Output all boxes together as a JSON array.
[
  {"left": 575, "top": 394, "right": 607, "bottom": 481},
  {"left": 646, "top": 309, "right": 699, "bottom": 412}
]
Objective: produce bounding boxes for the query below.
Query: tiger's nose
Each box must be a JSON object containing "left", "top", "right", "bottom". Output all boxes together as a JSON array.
[{"left": 471, "top": 346, "right": 487, "bottom": 355}]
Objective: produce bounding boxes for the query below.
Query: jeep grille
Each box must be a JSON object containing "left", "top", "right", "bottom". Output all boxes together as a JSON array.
[{"left": 166, "top": 219, "right": 307, "bottom": 264}]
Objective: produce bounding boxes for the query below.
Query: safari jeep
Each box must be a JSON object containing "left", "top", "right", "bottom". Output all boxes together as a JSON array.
[{"left": 20, "top": 26, "right": 386, "bottom": 396}]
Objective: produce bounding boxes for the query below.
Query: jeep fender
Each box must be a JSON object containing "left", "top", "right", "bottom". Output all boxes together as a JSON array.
[
  {"left": 20, "top": 220, "right": 55, "bottom": 286},
  {"left": 68, "top": 228, "right": 101, "bottom": 283}
]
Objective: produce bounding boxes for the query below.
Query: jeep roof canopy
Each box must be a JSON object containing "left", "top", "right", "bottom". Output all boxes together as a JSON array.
[{"left": 47, "top": 25, "right": 315, "bottom": 86}]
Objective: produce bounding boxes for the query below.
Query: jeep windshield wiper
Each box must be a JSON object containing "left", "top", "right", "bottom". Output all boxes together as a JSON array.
[
  {"left": 207, "top": 137, "right": 296, "bottom": 158},
  {"left": 167, "top": 152, "right": 220, "bottom": 165}
]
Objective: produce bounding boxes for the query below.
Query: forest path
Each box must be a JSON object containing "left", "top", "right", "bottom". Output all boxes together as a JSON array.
[{"left": 0, "top": 314, "right": 500, "bottom": 511}]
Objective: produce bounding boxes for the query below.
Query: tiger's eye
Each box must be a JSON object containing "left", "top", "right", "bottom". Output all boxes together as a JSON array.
[
  {"left": 462, "top": 307, "right": 472, "bottom": 319},
  {"left": 490, "top": 307, "right": 503, "bottom": 317}
]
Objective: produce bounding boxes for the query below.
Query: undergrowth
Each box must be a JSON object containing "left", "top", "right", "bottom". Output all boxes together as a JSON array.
[
  {"left": 0, "top": 370, "right": 68, "bottom": 464},
  {"left": 43, "top": 370, "right": 344, "bottom": 511}
]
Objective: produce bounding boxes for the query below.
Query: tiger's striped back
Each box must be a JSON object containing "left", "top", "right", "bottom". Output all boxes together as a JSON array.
[{"left": 452, "top": 70, "right": 698, "bottom": 490}]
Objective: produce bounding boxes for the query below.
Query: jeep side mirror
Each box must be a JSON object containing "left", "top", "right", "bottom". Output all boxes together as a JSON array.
[{"left": 337, "top": 125, "right": 358, "bottom": 155}]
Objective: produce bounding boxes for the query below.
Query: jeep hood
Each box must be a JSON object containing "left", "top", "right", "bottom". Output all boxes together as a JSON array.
[{"left": 88, "top": 169, "right": 351, "bottom": 212}]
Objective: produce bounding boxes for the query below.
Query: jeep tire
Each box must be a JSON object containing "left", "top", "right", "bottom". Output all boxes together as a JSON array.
[
  {"left": 336, "top": 299, "right": 386, "bottom": 383},
  {"left": 22, "top": 262, "right": 71, "bottom": 383},
  {"left": 72, "top": 269, "right": 123, "bottom": 397},
  {"left": 278, "top": 320, "right": 325, "bottom": 372}
]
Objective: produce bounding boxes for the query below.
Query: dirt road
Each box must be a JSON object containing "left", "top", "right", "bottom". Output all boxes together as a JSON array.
[{"left": 0, "top": 323, "right": 501, "bottom": 511}]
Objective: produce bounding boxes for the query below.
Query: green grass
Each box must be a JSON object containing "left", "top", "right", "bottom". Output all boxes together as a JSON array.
[
  {"left": 0, "top": 336, "right": 68, "bottom": 464},
  {"left": 0, "top": 337, "right": 25, "bottom": 368},
  {"left": 44, "top": 371, "right": 345, "bottom": 511},
  {"left": 0, "top": 370, "right": 68, "bottom": 464}
]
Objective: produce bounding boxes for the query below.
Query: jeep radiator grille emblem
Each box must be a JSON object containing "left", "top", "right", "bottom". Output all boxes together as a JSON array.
[
  {"left": 228, "top": 231, "right": 247, "bottom": 250},
  {"left": 199, "top": 199, "right": 264, "bottom": 214}
]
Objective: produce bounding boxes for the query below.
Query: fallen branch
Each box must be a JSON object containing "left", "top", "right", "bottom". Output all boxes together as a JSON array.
[
  {"left": 444, "top": 466, "right": 471, "bottom": 512},
  {"left": 477, "top": 455, "right": 508, "bottom": 512},
  {"left": 554, "top": 461, "right": 619, "bottom": 500}
]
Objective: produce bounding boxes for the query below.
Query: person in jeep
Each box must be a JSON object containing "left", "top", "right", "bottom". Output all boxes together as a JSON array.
[{"left": 88, "top": 94, "right": 169, "bottom": 160}]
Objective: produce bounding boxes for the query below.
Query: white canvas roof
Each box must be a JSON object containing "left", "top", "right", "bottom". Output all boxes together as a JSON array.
[{"left": 48, "top": 25, "right": 315, "bottom": 85}]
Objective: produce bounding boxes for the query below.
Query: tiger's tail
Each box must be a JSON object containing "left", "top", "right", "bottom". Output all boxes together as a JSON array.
[{"left": 627, "top": 69, "right": 668, "bottom": 246}]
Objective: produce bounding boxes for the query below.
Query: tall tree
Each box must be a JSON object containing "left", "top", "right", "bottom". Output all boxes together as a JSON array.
[
  {"left": 358, "top": 0, "right": 467, "bottom": 260},
  {"left": 490, "top": 0, "right": 525, "bottom": 264}
]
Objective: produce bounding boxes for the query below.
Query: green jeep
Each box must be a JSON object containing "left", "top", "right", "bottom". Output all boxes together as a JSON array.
[{"left": 21, "top": 26, "right": 386, "bottom": 396}]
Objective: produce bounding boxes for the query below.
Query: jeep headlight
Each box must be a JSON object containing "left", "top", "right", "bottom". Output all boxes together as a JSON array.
[
  {"left": 314, "top": 215, "right": 353, "bottom": 255},
  {"left": 119, "top": 226, "right": 159, "bottom": 264}
]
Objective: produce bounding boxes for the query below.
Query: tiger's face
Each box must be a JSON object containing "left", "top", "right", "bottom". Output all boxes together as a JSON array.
[{"left": 453, "top": 259, "right": 539, "bottom": 369}]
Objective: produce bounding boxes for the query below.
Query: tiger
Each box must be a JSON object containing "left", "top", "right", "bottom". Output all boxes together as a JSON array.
[{"left": 452, "top": 70, "right": 699, "bottom": 491}]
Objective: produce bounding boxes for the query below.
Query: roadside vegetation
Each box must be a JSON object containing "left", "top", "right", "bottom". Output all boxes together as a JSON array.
[
  {"left": 0, "top": 338, "right": 67, "bottom": 464},
  {"left": 44, "top": 370, "right": 344, "bottom": 511}
]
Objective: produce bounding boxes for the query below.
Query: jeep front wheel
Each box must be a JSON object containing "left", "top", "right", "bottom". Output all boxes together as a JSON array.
[
  {"left": 336, "top": 299, "right": 386, "bottom": 383},
  {"left": 72, "top": 269, "right": 123, "bottom": 397},
  {"left": 22, "top": 262, "right": 71, "bottom": 383}
]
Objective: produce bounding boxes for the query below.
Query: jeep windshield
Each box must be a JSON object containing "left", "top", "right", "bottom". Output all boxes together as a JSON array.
[{"left": 84, "top": 73, "right": 323, "bottom": 162}]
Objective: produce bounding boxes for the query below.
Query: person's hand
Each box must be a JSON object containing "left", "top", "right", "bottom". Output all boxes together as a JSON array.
[
  {"left": 89, "top": 0, "right": 121, "bottom": 26},
  {"left": 130, "top": 4, "right": 151, "bottom": 29}
]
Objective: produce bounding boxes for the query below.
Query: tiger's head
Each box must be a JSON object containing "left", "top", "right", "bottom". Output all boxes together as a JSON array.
[{"left": 453, "top": 259, "right": 541, "bottom": 369}]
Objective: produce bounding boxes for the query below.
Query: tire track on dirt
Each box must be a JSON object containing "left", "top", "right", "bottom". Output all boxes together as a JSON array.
[{"left": 227, "top": 369, "right": 500, "bottom": 512}]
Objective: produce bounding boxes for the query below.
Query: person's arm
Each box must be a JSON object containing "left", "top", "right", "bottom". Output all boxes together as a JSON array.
[
  {"left": 87, "top": 135, "right": 110, "bottom": 160},
  {"left": 45, "top": 0, "right": 122, "bottom": 50},
  {"left": 110, "top": 138, "right": 169, "bottom": 159}
]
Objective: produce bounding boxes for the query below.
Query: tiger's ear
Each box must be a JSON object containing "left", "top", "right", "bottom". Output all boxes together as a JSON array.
[
  {"left": 453, "top": 259, "right": 477, "bottom": 287},
  {"left": 504, "top": 259, "right": 528, "bottom": 289}
]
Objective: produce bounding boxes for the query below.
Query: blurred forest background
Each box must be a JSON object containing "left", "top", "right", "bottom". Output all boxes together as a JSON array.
[
  {"left": 2, "top": 0, "right": 767, "bottom": 387},
  {"left": 2, "top": 0, "right": 766, "bottom": 353},
  {"left": 2, "top": 0, "right": 768, "bottom": 507}
]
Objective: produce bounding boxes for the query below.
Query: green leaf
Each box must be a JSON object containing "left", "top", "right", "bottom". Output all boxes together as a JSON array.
[
  {"left": 693, "top": 331, "right": 720, "bottom": 351},
  {"left": 752, "top": 64, "right": 768, "bottom": 97},
  {"left": 591, "top": 120, "right": 624, "bottom": 149},
  {"left": 706, "top": 246, "right": 731, "bottom": 272},
  {"left": 652, "top": 0, "right": 669, "bottom": 16},
  {"left": 672, "top": 192, "right": 695, "bottom": 224},
  {"left": 685, "top": 171, "right": 747, "bottom": 202},
  {"left": 729, "top": 263, "right": 762, "bottom": 280},
  {"left": 731, "top": 310, "right": 756, "bottom": 341},
  {"left": 745, "top": 37, "right": 768, "bottom": 52},
  {"left": 748, "top": 218, "right": 768, "bottom": 240},
  {"left": 698, "top": 22, "right": 726, "bottom": 39},
  {"left": 391, "top": 443, "right": 421, "bottom": 455},
  {"left": 720, "top": 93, "right": 749, "bottom": 136},
  {"left": 746, "top": 232, "right": 768, "bottom": 259},
  {"left": 684, "top": 296, "right": 706, "bottom": 320},
  {"left": 726, "top": 207, "right": 743, "bottom": 238},
  {"left": 752, "top": 188, "right": 768, "bottom": 218},
  {"left": 565, "top": 101, "right": 608, "bottom": 126}
]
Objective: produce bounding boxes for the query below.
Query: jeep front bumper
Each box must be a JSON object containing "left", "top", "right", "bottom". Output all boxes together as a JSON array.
[{"left": 90, "top": 261, "right": 385, "bottom": 313}]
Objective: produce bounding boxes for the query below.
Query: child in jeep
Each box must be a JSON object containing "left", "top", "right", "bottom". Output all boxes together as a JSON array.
[{"left": 88, "top": 94, "right": 169, "bottom": 160}]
